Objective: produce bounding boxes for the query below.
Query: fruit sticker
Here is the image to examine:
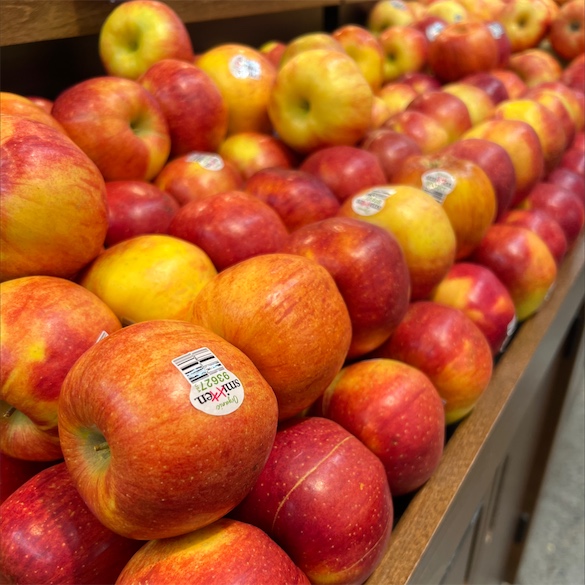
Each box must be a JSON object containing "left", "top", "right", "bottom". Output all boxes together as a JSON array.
[
  {"left": 499, "top": 315, "right": 518, "bottom": 353},
  {"left": 172, "top": 347, "right": 244, "bottom": 416},
  {"left": 421, "top": 170, "right": 456, "bottom": 204},
  {"left": 185, "top": 152, "right": 225, "bottom": 171},
  {"left": 229, "top": 55, "right": 262, "bottom": 80},
  {"left": 351, "top": 187, "right": 396, "bottom": 216}
]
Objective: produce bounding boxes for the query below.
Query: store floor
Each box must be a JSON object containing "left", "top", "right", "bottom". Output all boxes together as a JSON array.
[{"left": 513, "top": 374, "right": 585, "bottom": 585}]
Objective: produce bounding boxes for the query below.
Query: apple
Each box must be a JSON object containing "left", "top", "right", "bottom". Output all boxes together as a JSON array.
[
  {"left": 337, "top": 184, "right": 457, "bottom": 300},
  {"left": 462, "top": 118, "right": 545, "bottom": 207},
  {"left": 547, "top": 166, "right": 585, "bottom": 203},
  {"left": 0, "top": 91, "right": 65, "bottom": 133},
  {"left": 559, "top": 146, "right": 585, "bottom": 176},
  {"left": 497, "top": 0, "right": 553, "bottom": 53},
  {"left": 443, "top": 137, "right": 517, "bottom": 221},
  {"left": 413, "top": 15, "right": 448, "bottom": 42},
  {"left": 532, "top": 81, "right": 584, "bottom": 133},
  {"left": 571, "top": 130, "right": 585, "bottom": 151},
  {"left": 425, "top": 0, "right": 469, "bottom": 23},
  {"left": 392, "top": 153, "right": 497, "bottom": 260},
  {"left": 321, "top": 358, "right": 445, "bottom": 495},
  {"left": 370, "top": 95, "right": 393, "bottom": 129},
  {"left": 471, "top": 223, "right": 558, "bottom": 322},
  {"left": 378, "top": 25, "right": 428, "bottom": 83},
  {"left": 492, "top": 98, "right": 568, "bottom": 174},
  {"left": 441, "top": 82, "right": 495, "bottom": 126},
  {"left": 426, "top": 21, "right": 500, "bottom": 83},
  {"left": 489, "top": 68, "right": 529, "bottom": 100},
  {"left": 548, "top": 0, "right": 584, "bottom": 61},
  {"left": 79, "top": 234, "right": 217, "bottom": 324},
  {"left": 51, "top": 76, "right": 171, "bottom": 181},
  {"left": 0, "top": 462, "right": 143, "bottom": 584},
  {"left": 278, "top": 32, "right": 345, "bottom": 69},
  {"left": 245, "top": 167, "right": 340, "bottom": 231},
  {"left": 374, "top": 300, "right": 494, "bottom": 425},
  {"left": 499, "top": 208, "right": 568, "bottom": 265},
  {"left": 298, "top": 144, "right": 387, "bottom": 203},
  {"left": 406, "top": 89, "right": 472, "bottom": 144},
  {"left": 217, "top": 131, "right": 297, "bottom": 181},
  {"left": 25, "top": 95, "right": 54, "bottom": 115},
  {"left": 376, "top": 81, "right": 418, "bottom": 117},
  {"left": 460, "top": 72, "right": 509, "bottom": 104},
  {"left": 153, "top": 151, "right": 243, "bottom": 206},
  {"left": 104, "top": 180, "right": 180, "bottom": 247},
  {"left": 0, "top": 454, "right": 55, "bottom": 504},
  {"left": 561, "top": 53, "right": 585, "bottom": 94},
  {"left": 383, "top": 110, "right": 451, "bottom": 154},
  {"left": 196, "top": 43, "right": 276, "bottom": 135},
  {"left": 268, "top": 48, "right": 373, "bottom": 154},
  {"left": 138, "top": 58, "right": 229, "bottom": 157},
  {"left": 259, "top": 40, "right": 287, "bottom": 68},
  {"left": 507, "top": 48, "right": 563, "bottom": 88},
  {"left": 519, "top": 181, "right": 585, "bottom": 248},
  {"left": 281, "top": 216, "right": 411, "bottom": 359},
  {"left": 116, "top": 518, "right": 310, "bottom": 585},
  {"left": 58, "top": 319, "right": 279, "bottom": 539},
  {"left": 167, "top": 190, "right": 289, "bottom": 271},
  {"left": 0, "top": 115, "right": 108, "bottom": 282},
  {"left": 524, "top": 85, "right": 577, "bottom": 149},
  {"left": 367, "top": 0, "right": 416, "bottom": 34},
  {"left": 360, "top": 127, "right": 423, "bottom": 181},
  {"left": 232, "top": 416, "right": 393, "bottom": 585},
  {"left": 397, "top": 71, "right": 442, "bottom": 94},
  {"left": 98, "top": 0, "right": 194, "bottom": 79},
  {"left": 189, "top": 254, "right": 352, "bottom": 420},
  {"left": 1, "top": 276, "right": 122, "bottom": 461},
  {"left": 485, "top": 20, "right": 512, "bottom": 68},
  {"left": 332, "top": 24, "right": 386, "bottom": 92},
  {"left": 429, "top": 262, "right": 518, "bottom": 355}
]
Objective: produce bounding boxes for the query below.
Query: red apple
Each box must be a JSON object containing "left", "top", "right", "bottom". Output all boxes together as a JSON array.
[
  {"left": 1, "top": 276, "right": 122, "bottom": 461},
  {"left": 546, "top": 166, "right": 585, "bottom": 202},
  {"left": 413, "top": 15, "right": 448, "bottom": 41},
  {"left": 490, "top": 68, "right": 528, "bottom": 100},
  {"left": 462, "top": 118, "right": 545, "bottom": 207},
  {"left": 0, "top": 91, "right": 65, "bottom": 134},
  {"left": 116, "top": 518, "right": 310, "bottom": 585},
  {"left": 460, "top": 72, "right": 509, "bottom": 104},
  {"left": 25, "top": 95, "right": 54, "bottom": 115},
  {"left": 58, "top": 320, "right": 279, "bottom": 539},
  {"left": 559, "top": 146, "right": 585, "bottom": 176},
  {"left": 245, "top": 167, "right": 341, "bottom": 231},
  {"left": 533, "top": 81, "right": 584, "bottom": 134},
  {"left": 167, "top": 190, "right": 289, "bottom": 271},
  {"left": 0, "top": 462, "right": 143, "bottom": 584},
  {"left": 443, "top": 137, "right": 517, "bottom": 221},
  {"left": 298, "top": 145, "right": 387, "bottom": 203},
  {"left": 104, "top": 180, "right": 180, "bottom": 247},
  {"left": 98, "top": 0, "right": 194, "bottom": 79},
  {"left": 426, "top": 21, "right": 500, "bottom": 83},
  {"left": 0, "top": 455, "right": 56, "bottom": 505},
  {"left": 383, "top": 110, "right": 451, "bottom": 154},
  {"left": 397, "top": 71, "right": 442, "bottom": 94},
  {"left": 0, "top": 115, "right": 108, "bottom": 282},
  {"left": 548, "top": 0, "right": 584, "bottom": 61},
  {"left": 189, "top": 254, "right": 352, "bottom": 420},
  {"left": 507, "top": 48, "right": 563, "bottom": 88},
  {"left": 281, "top": 216, "right": 411, "bottom": 359},
  {"left": 259, "top": 40, "right": 287, "bottom": 69},
  {"left": 406, "top": 89, "right": 472, "bottom": 144},
  {"left": 51, "top": 76, "right": 171, "bottom": 181},
  {"left": 232, "top": 416, "right": 393, "bottom": 585},
  {"left": 78, "top": 234, "right": 217, "bottom": 324},
  {"left": 374, "top": 300, "right": 494, "bottom": 425},
  {"left": 337, "top": 184, "right": 457, "bottom": 300},
  {"left": 561, "top": 53, "right": 585, "bottom": 94},
  {"left": 485, "top": 20, "right": 512, "bottom": 68},
  {"left": 519, "top": 181, "right": 585, "bottom": 248},
  {"left": 392, "top": 153, "right": 497, "bottom": 260},
  {"left": 360, "top": 127, "right": 423, "bottom": 181},
  {"left": 321, "top": 358, "right": 445, "bottom": 495},
  {"left": 218, "top": 131, "right": 297, "bottom": 180},
  {"left": 471, "top": 223, "right": 558, "bottom": 322},
  {"left": 441, "top": 82, "right": 496, "bottom": 126},
  {"left": 153, "top": 152, "right": 244, "bottom": 206},
  {"left": 429, "top": 262, "right": 518, "bottom": 355},
  {"left": 499, "top": 208, "right": 568, "bottom": 265},
  {"left": 138, "top": 58, "right": 229, "bottom": 157}
]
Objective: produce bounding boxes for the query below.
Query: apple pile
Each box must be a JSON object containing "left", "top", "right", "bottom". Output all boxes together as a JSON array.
[{"left": 1, "top": 0, "right": 584, "bottom": 582}]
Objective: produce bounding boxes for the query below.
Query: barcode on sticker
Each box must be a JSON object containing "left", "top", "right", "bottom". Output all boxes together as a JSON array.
[{"left": 172, "top": 348, "right": 225, "bottom": 384}]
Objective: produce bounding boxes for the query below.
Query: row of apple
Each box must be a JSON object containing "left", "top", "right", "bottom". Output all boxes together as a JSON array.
[{"left": 1, "top": 0, "right": 585, "bottom": 583}]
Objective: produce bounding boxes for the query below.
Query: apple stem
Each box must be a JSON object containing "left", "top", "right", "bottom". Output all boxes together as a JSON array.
[
  {"left": 93, "top": 441, "right": 109, "bottom": 452},
  {"left": 3, "top": 406, "right": 16, "bottom": 418}
]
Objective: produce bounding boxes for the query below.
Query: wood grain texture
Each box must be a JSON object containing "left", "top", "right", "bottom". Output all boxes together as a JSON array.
[
  {"left": 0, "top": 0, "right": 343, "bottom": 47},
  {"left": 367, "top": 232, "right": 585, "bottom": 584}
]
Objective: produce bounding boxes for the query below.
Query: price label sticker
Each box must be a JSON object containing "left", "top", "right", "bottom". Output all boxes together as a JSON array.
[
  {"left": 185, "top": 152, "right": 225, "bottom": 171},
  {"left": 229, "top": 55, "right": 262, "bottom": 80},
  {"left": 421, "top": 170, "right": 456, "bottom": 204},
  {"left": 172, "top": 348, "right": 244, "bottom": 416},
  {"left": 351, "top": 187, "right": 396, "bottom": 216}
]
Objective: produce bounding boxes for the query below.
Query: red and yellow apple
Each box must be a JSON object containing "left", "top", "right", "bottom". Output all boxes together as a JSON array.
[
  {"left": 548, "top": 0, "right": 584, "bottom": 61},
  {"left": 368, "top": 0, "right": 416, "bottom": 34},
  {"left": 383, "top": 109, "right": 451, "bottom": 154},
  {"left": 378, "top": 25, "right": 428, "bottom": 83},
  {"left": 441, "top": 82, "right": 496, "bottom": 125},
  {"left": 376, "top": 81, "right": 418, "bottom": 117},
  {"left": 497, "top": 0, "right": 554, "bottom": 53},
  {"left": 0, "top": 92, "right": 64, "bottom": 133}
]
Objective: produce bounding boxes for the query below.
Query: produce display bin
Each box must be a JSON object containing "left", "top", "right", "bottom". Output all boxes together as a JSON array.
[{"left": 1, "top": 1, "right": 584, "bottom": 584}]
